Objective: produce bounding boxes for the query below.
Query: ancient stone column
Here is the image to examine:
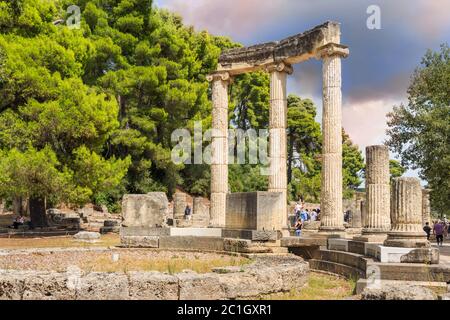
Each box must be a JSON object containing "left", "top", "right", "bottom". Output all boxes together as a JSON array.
[
  {"left": 422, "top": 189, "right": 431, "bottom": 226},
  {"left": 362, "top": 145, "right": 391, "bottom": 236},
  {"left": 317, "top": 43, "right": 349, "bottom": 233},
  {"left": 207, "top": 72, "right": 231, "bottom": 227},
  {"left": 384, "top": 177, "right": 429, "bottom": 248},
  {"left": 267, "top": 62, "right": 293, "bottom": 231}
]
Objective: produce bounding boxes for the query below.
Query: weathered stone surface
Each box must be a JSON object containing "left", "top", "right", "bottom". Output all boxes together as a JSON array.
[
  {"left": 361, "top": 284, "right": 437, "bottom": 300},
  {"left": 128, "top": 272, "right": 178, "bottom": 300},
  {"left": 318, "top": 51, "right": 345, "bottom": 233},
  {"left": 177, "top": 272, "right": 225, "bottom": 300},
  {"left": 120, "top": 226, "right": 170, "bottom": 237},
  {"left": 76, "top": 272, "right": 129, "bottom": 300},
  {"left": 159, "top": 236, "right": 224, "bottom": 251},
  {"left": 385, "top": 177, "right": 429, "bottom": 248},
  {"left": 226, "top": 192, "right": 283, "bottom": 231},
  {"left": 0, "top": 272, "right": 24, "bottom": 300},
  {"left": 363, "top": 145, "right": 390, "bottom": 236},
  {"left": 73, "top": 231, "right": 101, "bottom": 241},
  {"left": 104, "top": 220, "right": 119, "bottom": 227},
  {"left": 192, "top": 197, "right": 210, "bottom": 228},
  {"left": 22, "top": 272, "right": 74, "bottom": 300},
  {"left": 208, "top": 73, "right": 230, "bottom": 228},
  {"left": 222, "top": 238, "right": 271, "bottom": 253},
  {"left": 0, "top": 254, "right": 310, "bottom": 300},
  {"left": 400, "top": 248, "right": 439, "bottom": 264},
  {"left": 100, "top": 226, "right": 120, "bottom": 234},
  {"left": 122, "top": 193, "right": 168, "bottom": 228},
  {"left": 222, "top": 229, "right": 279, "bottom": 241},
  {"left": 218, "top": 21, "right": 341, "bottom": 73},
  {"left": 120, "top": 235, "right": 159, "bottom": 248}
]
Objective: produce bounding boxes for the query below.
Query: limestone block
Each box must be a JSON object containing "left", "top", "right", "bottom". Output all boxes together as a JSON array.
[
  {"left": 122, "top": 193, "right": 168, "bottom": 228},
  {"left": 73, "top": 231, "right": 101, "bottom": 241},
  {"left": 128, "top": 272, "right": 178, "bottom": 300},
  {"left": 361, "top": 284, "right": 437, "bottom": 300},
  {"left": 225, "top": 192, "right": 283, "bottom": 231},
  {"left": 22, "top": 272, "right": 75, "bottom": 300},
  {"left": 177, "top": 273, "right": 225, "bottom": 300},
  {"left": 400, "top": 248, "right": 439, "bottom": 264},
  {"left": 76, "top": 273, "right": 129, "bottom": 300},
  {"left": 120, "top": 235, "right": 159, "bottom": 248}
]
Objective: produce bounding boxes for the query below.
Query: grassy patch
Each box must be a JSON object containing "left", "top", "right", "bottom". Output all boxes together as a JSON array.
[
  {"left": 82, "top": 254, "right": 250, "bottom": 274},
  {"left": 264, "top": 272, "right": 356, "bottom": 300}
]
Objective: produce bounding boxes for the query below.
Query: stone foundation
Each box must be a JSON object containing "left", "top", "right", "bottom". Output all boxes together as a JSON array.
[{"left": 0, "top": 255, "right": 309, "bottom": 300}]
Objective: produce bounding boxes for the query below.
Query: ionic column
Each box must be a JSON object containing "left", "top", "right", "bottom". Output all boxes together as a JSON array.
[
  {"left": 317, "top": 43, "right": 349, "bottom": 233},
  {"left": 422, "top": 189, "right": 432, "bottom": 226},
  {"left": 266, "top": 62, "right": 293, "bottom": 231},
  {"left": 207, "top": 72, "right": 231, "bottom": 227},
  {"left": 362, "top": 145, "right": 391, "bottom": 235},
  {"left": 384, "top": 177, "right": 429, "bottom": 248}
]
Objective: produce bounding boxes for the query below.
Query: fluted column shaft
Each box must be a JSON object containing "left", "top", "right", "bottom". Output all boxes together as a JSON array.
[
  {"left": 318, "top": 44, "right": 348, "bottom": 232},
  {"left": 363, "top": 145, "right": 391, "bottom": 234},
  {"left": 267, "top": 63, "right": 292, "bottom": 230},
  {"left": 384, "top": 177, "right": 429, "bottom": 247},
  {"left": 207, "top": 72, "right": 231, "bottom": 227}
]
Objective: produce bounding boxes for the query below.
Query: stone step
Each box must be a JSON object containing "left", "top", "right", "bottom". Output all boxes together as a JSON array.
[
  {"left": 368, "top": 262, "right": 450, "bottom": 282},
  {"left": 355, "top": 278, "right": 448, "bottom": 295},
  {"left": 315, "top": 248, "right": 369, "bottom": 271},
  {"left": 309, "top": 259, "right": 365, "bottom": 280}
]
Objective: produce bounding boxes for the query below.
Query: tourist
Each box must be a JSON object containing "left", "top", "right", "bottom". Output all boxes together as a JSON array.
[
  {"left": 9, "top": 215, "right": 25, "bottom": 229},
  {"left": 305, "top": 209, "right": 310, "bottom": 221},
  {"left": 316, "top": 208, "right": 321, "bottom": 221},
  {"left": 311, "top": 210, "right": 318, "bottom": 221},
  {"left": 294, "top": 202, "right": 301, "bottom": 219},
  {"left": 423, "top": 222, "right": 432, "bottom": 240},
  {"left": 433, "top": 220, "right": 445, "bottom": 246},
  {"left": 184, "top": 205, "right": 192, "bottom": 221},
  {"left": 295, "top": 218, "right": 303, "bottom": 237},
  {"left": 300, "top": 209, "right": 308, "bottom": 222}
]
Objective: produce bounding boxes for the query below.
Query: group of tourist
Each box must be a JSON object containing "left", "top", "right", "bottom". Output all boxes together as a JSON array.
[
  {"left": 293, "top": 202, "right": 320, "bottom": 236},
  {"left": 423, "top": 219, "right": 449, "bottom": 247}
]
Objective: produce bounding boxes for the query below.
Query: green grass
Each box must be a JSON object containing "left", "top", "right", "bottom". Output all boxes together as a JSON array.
[{"left": 264, "top": 272, "right": 356, "bottom": 300}]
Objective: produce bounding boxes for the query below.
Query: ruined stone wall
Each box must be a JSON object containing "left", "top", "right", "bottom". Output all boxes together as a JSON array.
[{"left": 0, "top": 256, "right": 309, "bottom": 300}]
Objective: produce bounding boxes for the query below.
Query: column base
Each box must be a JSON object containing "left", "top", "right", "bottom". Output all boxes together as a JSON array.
[
  {"left": 383, "top": 231, "right": 430, "bottom": 248},
  {"left": 353, "top": 234, "right": 387, "bottom": 243},
  {"left": 318, "top": 226, "right": 346, "bottom": 238}
]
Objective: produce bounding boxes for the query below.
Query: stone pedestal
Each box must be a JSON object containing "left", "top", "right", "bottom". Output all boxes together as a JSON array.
[
  {"left": 362, "top": 145, "right": 390, "bottom": 237},
  {"left": 267, "top": 63, "right": 292, "bottom": 232},
  {"left": 207, "top": 72, "right": 231, "bottom": 227},
  {"left": 384, "top": 177, "right": 430, "bottom": 248},
  {"left": 317, "top": 44, "right": 349, "bottom": 234}
]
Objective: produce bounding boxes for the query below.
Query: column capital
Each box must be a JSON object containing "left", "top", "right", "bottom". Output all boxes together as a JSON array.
[
  {"left": 316, "top": 43, "right": 349, "bottom": 59},
  {"left": 206, "top": 71, "right": 232, "bottom": 83},
  {"left": 265, "top": 62, "right": 293, "bottom": 75}
]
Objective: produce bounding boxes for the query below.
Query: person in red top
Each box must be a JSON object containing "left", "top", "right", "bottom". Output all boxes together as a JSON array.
[{"left": 433, "top": 221, "right": 445, "bottom": 246}]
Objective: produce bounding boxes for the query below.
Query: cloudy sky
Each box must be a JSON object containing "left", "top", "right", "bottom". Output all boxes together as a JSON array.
[{"left": 156, "top": 0, "right": 450, "bottom": 181}]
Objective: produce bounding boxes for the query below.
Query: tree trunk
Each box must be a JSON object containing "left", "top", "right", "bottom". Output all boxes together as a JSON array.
[
  {"left": 287, "top": 133, "right": 294, "bottom": 184},
  {"left": 29, "top": 197, "right": 47, "bottom": 228}
]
